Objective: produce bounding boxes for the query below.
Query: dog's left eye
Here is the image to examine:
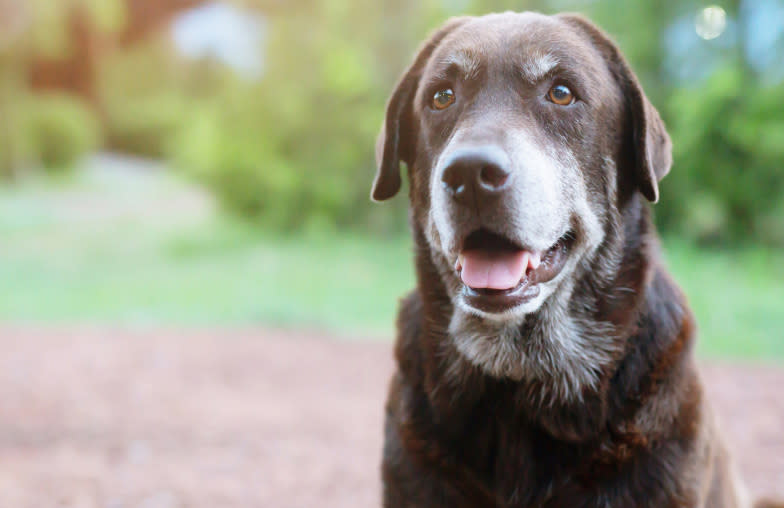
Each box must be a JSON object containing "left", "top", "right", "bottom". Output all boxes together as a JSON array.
[
  {"left": 433, "top": 89, "right": 456, "bottom": 110},
  {"left": 547, "top": 84, "right": 575, "bottom": 106}
]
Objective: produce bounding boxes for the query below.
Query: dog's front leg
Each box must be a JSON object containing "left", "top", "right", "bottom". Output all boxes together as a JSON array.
[{"left": 381, "top": 374, "right": 497, "bottom": 508}]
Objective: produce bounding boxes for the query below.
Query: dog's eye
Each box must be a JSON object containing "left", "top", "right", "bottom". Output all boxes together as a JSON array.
[
  {"left": 433, "top": 89, "right": 456, "bottom": 110},
  {"left": 547, "top": 84, "right": 575, "bottom": 106}
]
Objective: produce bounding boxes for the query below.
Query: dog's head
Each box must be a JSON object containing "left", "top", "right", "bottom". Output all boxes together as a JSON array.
[{"left": 373, "top": 12, "right": 671, "bottom": 324}]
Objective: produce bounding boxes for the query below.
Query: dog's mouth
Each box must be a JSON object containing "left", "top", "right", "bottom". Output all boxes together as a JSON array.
[{"left": 454, "top": 229, "right": 575, "bottom": 313}]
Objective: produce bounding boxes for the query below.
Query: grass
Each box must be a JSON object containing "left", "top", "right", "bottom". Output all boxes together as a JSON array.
[
  {"left": 0, "top": 157, "right": 782, "bottom": 358},
  {"left": 0, "top": 159, "right": 415, "bottom": 334},
  {"left": 662, "top": 238, "right": 784, "bottom": 359},
  {"left": 1, "top": 220, "right": 414, "bottom": 333}
]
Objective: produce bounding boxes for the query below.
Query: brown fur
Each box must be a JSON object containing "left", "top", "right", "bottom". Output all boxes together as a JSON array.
[{"left": 373, "top": 12, "right": 769, "bottom": 508}]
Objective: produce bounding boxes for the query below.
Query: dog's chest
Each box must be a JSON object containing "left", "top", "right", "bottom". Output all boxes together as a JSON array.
[
  {"left": 441, "top": 400, "right": 678, "bottom": 508},
  {"left": 437, "top": 396, "right": 586, "bottom": 507}
]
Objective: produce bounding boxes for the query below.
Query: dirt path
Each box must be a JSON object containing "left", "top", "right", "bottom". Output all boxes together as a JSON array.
[{"left": 0, "top": 328, "right": 781, "bottom": 507}]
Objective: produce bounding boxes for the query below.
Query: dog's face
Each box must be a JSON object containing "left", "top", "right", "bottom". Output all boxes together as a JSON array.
[
  {"left": 374, "top": 12, "right": 671, "bottom": 326},
  {"left": 418, "top": 13, "right": 619, "bottom": 321}
]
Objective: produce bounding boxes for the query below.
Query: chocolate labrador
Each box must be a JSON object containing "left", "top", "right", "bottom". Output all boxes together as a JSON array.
[{"left": 371, "top": 12, "right": 778, "bottom": 508}]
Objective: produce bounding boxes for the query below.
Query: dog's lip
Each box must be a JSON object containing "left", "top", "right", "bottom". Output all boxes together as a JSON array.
[{"left": 455, "top": 231, "right": 575, "bottom": 313}]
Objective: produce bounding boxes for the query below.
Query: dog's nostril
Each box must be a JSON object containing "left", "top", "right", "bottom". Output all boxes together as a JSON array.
[
  {"left": 441, "top": 169, "right": 466, "bottom": 196},
  {"left": 479, "top": 164, "right": 510, "bottom": 190}
]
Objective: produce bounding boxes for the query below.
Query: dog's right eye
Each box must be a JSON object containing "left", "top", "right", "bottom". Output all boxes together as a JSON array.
[
  {"left": 547, "top": 84, "right": 575, "bottom": 106},
  {"left": 433, "top": 89, "right": 456, "bottom": 110}
]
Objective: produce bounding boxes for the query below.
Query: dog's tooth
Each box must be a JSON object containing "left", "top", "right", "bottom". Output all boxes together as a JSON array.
[
  {"left": 529, "top": 251, "right": 542, "bottom": 270},
  {"left": 521, "top": 252, "right": 530, "bottom": 278},
  {"left": 456, "top": 254, "right": 465, "bottom": 272}
]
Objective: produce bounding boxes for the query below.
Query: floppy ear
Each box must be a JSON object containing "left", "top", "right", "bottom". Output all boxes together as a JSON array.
[
  {"left": 371, "top": 17, "right": 471, "bottom": 202},
  {"left": 557, "top": 14, "right": 672, "bottom": 203}
]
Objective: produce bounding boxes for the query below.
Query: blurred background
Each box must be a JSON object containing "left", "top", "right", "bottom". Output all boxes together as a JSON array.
[
  {"left": 0, "top": 0, "right": 782, "bottom": 506},
  {"left": 0, "top": 0, "right": 783, "bottom": 350}
]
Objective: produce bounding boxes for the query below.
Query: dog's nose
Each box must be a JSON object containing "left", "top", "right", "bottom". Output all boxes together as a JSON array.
[{"left": 440, "top": 147, "right": 511, "bottom": 204}]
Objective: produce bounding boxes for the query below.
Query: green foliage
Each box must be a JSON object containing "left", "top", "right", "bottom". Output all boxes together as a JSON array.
[
  {"left": 98, "top": 39, "right": 187, "bottom": 158},
  {"left": 23, "top": 92, "right": 101, "bottom": 171},
  {"left": 103, "top": 92, "right": 187, "bottom": 158},
  {"left": 659, "top": 66, "right": 784, "bottom": 244},
  {"left": 0, "top": 55, "right": 30, "bottom": 180},
  {"left": 29, "top": 0, "right": 126, "bottom": 58},
  {"left": 171, "top": 2, "right": 432, "bottom": 231},
  {"left": 173, "top": 99, "right": 302, "bottom": 225}
]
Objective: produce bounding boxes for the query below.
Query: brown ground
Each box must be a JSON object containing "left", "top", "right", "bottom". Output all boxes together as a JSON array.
[{"left": 0, "top": 327, "right": 781, "bottom": 508}]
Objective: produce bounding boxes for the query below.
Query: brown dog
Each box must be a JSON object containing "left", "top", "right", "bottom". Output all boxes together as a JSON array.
[{"left": 372, "top": 12, "right": 776, "bottom": 508}]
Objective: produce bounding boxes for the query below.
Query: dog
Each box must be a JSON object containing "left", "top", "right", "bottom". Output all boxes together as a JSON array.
[{"left": 371, "top": 12, "right": 779, "bottom": 508}]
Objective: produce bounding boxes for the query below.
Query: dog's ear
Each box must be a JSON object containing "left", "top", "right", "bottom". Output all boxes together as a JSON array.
[
  {"left": 557, "top": 14, "right": 672, "bottom": 203},
  {"left": 371, "top": 17, "right": 471, "bottom": 202}
]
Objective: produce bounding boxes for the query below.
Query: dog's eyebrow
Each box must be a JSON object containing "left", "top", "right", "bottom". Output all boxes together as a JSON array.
[
  {"left": 439, "top": 49, "right": 481, "bottom": 81},
  {"left": 520, "top": 53, "right": 560, "bottom": 82}
]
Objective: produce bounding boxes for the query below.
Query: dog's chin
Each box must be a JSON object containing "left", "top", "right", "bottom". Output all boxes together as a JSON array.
[{"left": 455, "top": 283, "right": 554, "bottom": 322}]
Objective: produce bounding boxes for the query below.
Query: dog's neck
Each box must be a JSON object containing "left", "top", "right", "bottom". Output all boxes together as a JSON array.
[{"left": 409, "top": 196, "right": 694, "bottom": 442}]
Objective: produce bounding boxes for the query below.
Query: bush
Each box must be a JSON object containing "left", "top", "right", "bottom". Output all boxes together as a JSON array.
[
  {"left": 103, "top": 92, "right": 186, "bottom": 158},
  {"left": 24, "top": 92, "right": 101, "bottom": 171},
  {"left": 98, "top": 38, "right": 187, "bottom": 158},
  {"left": 169, "top": 4, "right": 417, "bottom": 232},
  {"left": 173, "top": 103, "right": 303, "bottom": 225},
  {"left": 659, "top": 66, "right": 784, "bottom": 246}
]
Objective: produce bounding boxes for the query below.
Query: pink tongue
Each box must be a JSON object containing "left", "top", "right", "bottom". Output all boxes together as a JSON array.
[{"left": 460, "top": 249, "right": 529, "bottom": 290}]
